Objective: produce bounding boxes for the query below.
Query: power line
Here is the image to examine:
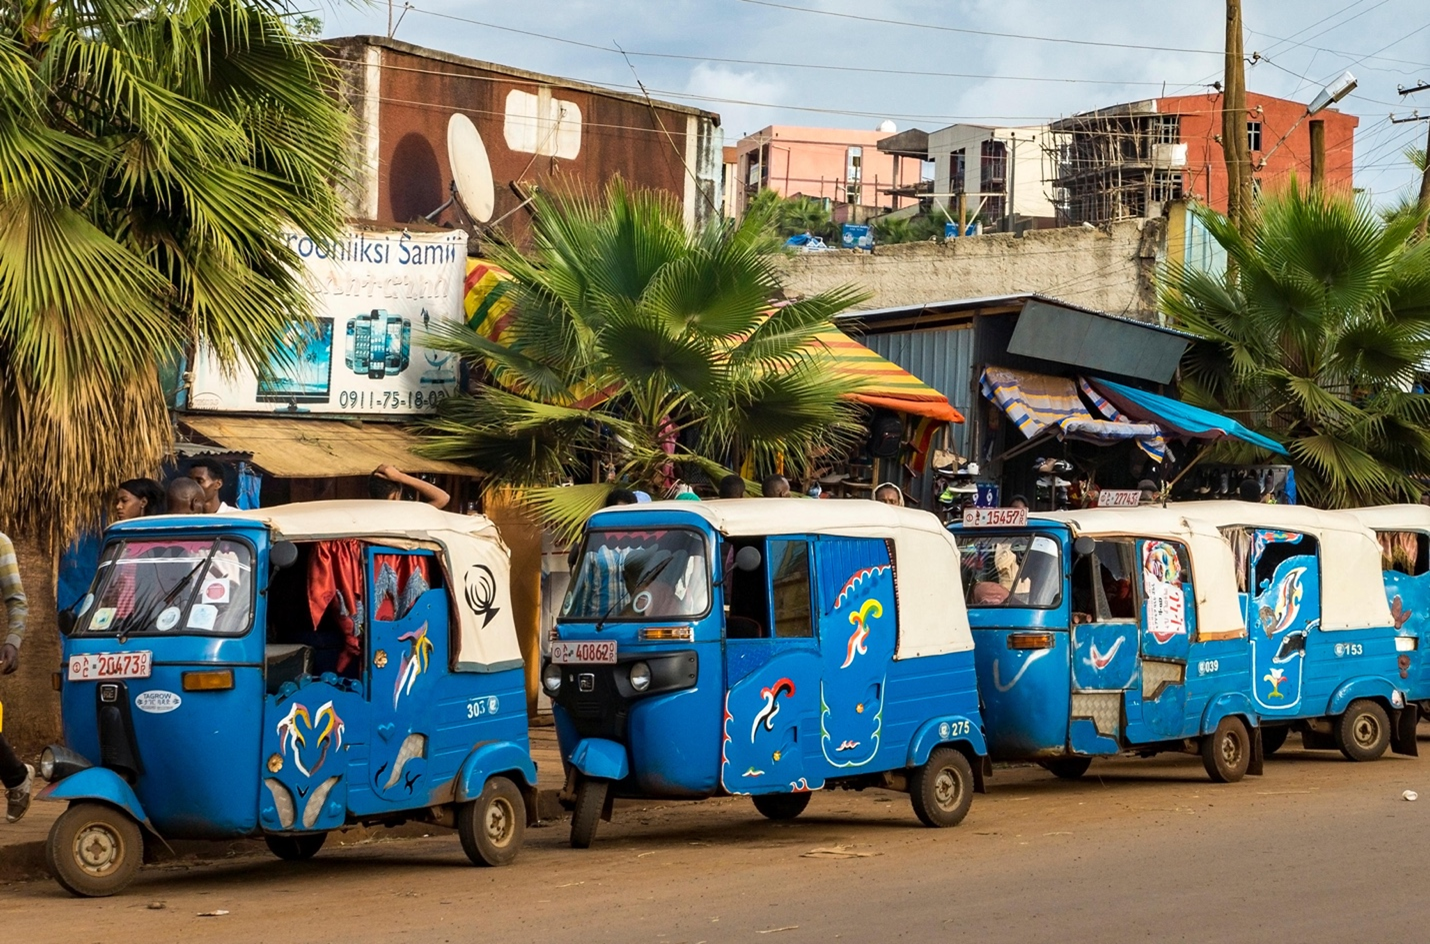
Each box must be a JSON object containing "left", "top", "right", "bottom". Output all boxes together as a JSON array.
[
  {"left": 736, "top": 0, "right": 1224, "bottom": 55},
  {"left": 400, "top": 6, "right": 1202, "bottom": 90}
]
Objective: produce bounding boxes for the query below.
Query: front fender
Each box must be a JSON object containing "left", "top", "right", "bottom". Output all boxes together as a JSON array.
[
  {"left": 1201, "top": 692, "right": 1256, "bottom": 735},
  {"left": 453, "top": 741, "right": 539, "bottom": 803},
  {"left": 568, "top": 737, "right": 630, "bottom": 781},
  {"left": 906, "top": 715, "right": 987, "bottom": 768},
  {"left": 37, "top": 767, "right": 156, "bottom": 835},
  {"left": 1328, "top": 677, "right": 1402, "bottom": 717}
]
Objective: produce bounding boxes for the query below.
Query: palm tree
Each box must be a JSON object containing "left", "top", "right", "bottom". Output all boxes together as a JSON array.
[
  {"left": 0, "top": 0, "right": 350, "bottom": 746},
  {"left": 1162, "top": 182, "right": 1430, "bottom": 507},
  {"left": 420, "top": 181, "right": 869, "bottom": 537}
]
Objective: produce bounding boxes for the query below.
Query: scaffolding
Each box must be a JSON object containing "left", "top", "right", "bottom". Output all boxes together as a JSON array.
[{"left": 1046, "top": 101, "right": 1188, "bottom": 226}]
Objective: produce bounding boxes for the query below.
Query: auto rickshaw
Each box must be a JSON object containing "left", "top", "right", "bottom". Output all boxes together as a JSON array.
[
  {"left": 1339, "top": 505, "right": 1430, "bottom": 726},
  {"left": 1171, "top": 502, "right": 1418, "bottom": 760},
  {"left": 951, "top": 508, "right": 1262, "bottom": 782},
  {"left": 41, "top": 501, "right": 536, "bottom": 896},
  {"left": 545, "top": 499, "right": 987, "bottom": 847}
]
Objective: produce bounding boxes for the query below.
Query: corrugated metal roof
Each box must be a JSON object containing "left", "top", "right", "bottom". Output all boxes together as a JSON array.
[{"left": 177, "top": 416, "right": 482, "bottom": 479}]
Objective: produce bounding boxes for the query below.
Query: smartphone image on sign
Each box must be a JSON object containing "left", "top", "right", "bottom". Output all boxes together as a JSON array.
[
  {"left": 353, "top": 313, "right": 372, "bottom": 373},
  {"left": 384, "top": 314, "right": 403, "bottom": 376},
  {"left": 368, "top": 309, "right": 388, "bottom": 380},
  {"left": 401, "top": 319, "right": 412, "bottom": 372},
  {"left": 256, "top": 318, "right": 334, "bottom": 404},
  {"left": 344, "top": 319, "right": 355, "bottom": 371}
]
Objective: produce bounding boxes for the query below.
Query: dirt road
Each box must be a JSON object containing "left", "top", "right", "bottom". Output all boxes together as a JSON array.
[{"left": 4, "top": 739, "right": 1428, "bottom": 943}]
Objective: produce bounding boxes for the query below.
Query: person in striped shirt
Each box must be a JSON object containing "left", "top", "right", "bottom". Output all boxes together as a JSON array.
[{"left": 0, "top": 530, "right": 32, "bottom": 823}]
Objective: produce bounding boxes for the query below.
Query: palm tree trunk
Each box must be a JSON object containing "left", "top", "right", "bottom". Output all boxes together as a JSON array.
[{"left": 1, "top": 536, "right": 61, "bottom": 755}]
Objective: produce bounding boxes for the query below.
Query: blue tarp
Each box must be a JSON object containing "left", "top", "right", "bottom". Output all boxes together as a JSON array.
[{"left": 1090, "top": 377, "right": 1289, "bottom": 456}]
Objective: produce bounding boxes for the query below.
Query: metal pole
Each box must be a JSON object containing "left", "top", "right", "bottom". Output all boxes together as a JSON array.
[{"left": 1309, "top": 119, "right": 1325, "bottom": 189}]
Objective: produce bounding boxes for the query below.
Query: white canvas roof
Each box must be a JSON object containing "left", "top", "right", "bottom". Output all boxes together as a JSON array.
[
  {"left": 1035, "top": 508, "right": 1246, "bottom": 640},
  {"left": 1344, "top": 504, "right": 1430, "bottom": 533},
  {"left": 1167, "top": 501, "right": 1393, "bottom": 631},
  {"left": 225, "top": 500, "right": 520, "bottom": 672},
  {"left": 589, "top": 499, "right": 972, "bottom": 659}
]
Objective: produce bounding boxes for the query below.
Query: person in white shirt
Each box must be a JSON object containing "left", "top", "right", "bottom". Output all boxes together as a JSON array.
[{"left": 187, "top": 457, "right": 234, "bottom": 513}]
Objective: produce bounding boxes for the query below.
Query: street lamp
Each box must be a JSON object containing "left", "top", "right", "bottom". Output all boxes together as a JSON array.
[{"left": 1257, "top": 71, "right": 1357, "bottom": 169}]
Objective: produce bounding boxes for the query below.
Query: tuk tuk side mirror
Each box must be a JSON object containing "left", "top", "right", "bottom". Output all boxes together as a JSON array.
[
  {"left": 1073, "top": 536, "right": 1097, "bottom": 558},
  {"left": 57, "top": 607, "right": 77, "bottom": 636},
  {"left": 734, "top": 546, "right": 762, "bottom": 572},
  {"left": 270, "top": 541, "right": 299, "bottom": 571}
]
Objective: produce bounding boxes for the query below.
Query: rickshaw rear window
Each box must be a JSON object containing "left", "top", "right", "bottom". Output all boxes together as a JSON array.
[
  {"left": 76, "top": 538, "right": 254, "bottom": 637},
  {"left": 959, "top": 534, "right": 1062, "bottom": 608},
  {"left": 563, "top": 529, "right": 710, "bottom": 621}
]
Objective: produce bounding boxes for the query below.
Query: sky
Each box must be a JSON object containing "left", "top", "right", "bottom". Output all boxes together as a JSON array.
[{"left": 320, "top": 0, "right": 1430, "bottom": 206}]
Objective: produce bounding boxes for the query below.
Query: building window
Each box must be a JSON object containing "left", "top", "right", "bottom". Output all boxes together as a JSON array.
[
  {"left": 949, "top": 149, "right": 966, "bottom": 196},
  {"left": 1247, "top": 120, "right": 1262, "bottom": 152},
  {"left": 845, "top": 146, "right": 863, "bottom": 204},
  {"left": 1154, "top": 115, "right": 1180, "bottom": 144},
  {"left": 980, "top": 140, "right": 1007, "bottom": 194}
]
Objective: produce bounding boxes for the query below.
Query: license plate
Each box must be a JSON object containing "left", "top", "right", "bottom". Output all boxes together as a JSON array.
[
  {"left": 550, "top": 640, "right": 617, "bottom": 664},
  {"left": 68, "top": 651, "right": 153, "bottom": 681}
]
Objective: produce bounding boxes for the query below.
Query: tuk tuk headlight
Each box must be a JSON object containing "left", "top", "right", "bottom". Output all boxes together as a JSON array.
[
  {"left": 39, "top": 747, "right": 56, "bottom": 782},
  {"left": 628, "top": 661, "right": 652, "bottom": 692},
  {"left": 542, "top": 662, "right": 563, "bottom": 694},
  {"left": 38, "top": 744, "right": 91, "bottom": 782}
]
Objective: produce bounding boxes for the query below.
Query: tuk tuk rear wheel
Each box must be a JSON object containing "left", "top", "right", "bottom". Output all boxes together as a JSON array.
[
  {"left": 1260, "top": 725, "right": 1289, "bottom": 756},
  {"left": 1335, "top": 699, "right": 1390, "bottom": 762},
  {"left": 46, "top": 802, "right": 143, "bottom": 898},
  {"left": 458, "top": 776, "right": 526, "bottom": 867},
  {"left": 1201, "top": 716, "right": 1251, "bottom": 783},
  {"left": 752, "top": 791, "right": 812, "bottom": 820},
  {"left": 909, "top": 747, "right": 974, "bottom": 828},
  {"left": 1038, "top": 757, "right": 1092, "bottom": 780},
  {"left": 570, "top": 776, "right": 609, "bottom": 849},
  {"left": 265, "top": 833, "right": 327, "bottom": 861}
]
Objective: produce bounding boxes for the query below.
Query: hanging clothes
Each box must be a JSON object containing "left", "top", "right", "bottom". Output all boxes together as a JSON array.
[
  {"left": 308, "top": 539, "right": 365, "bottom": 674},
  {"left": 373, "top": 554, "right": 432, "bottom": 622}
]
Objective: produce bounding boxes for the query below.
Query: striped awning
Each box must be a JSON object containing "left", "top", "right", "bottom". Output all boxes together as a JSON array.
[
  {"left": 810, "top": 327, "right": 964, "bottom": 423},
  {"left": 980, "top": 367, "right": 1166, "bottom": 461}
]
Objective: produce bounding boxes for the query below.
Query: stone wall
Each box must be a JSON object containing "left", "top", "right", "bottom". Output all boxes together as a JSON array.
[{"left": 777, "top": 218, "right": 1163, "bottom": 318}]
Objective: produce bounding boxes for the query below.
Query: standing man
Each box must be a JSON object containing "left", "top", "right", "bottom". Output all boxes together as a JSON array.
[
  {"left": 368, "top": 464, "right": 450, "bottom": 509},
  {"left": 0, "top": 529, "right": 33, "bottom": 823},
  {"left": 187, "top": 457, "right": 234, "bottom": 513}
]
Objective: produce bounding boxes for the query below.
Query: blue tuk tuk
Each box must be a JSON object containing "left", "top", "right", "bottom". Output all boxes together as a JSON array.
[
  {"left": 40, "top": 501, "right": 536, "bottom": 896},
  {"left": 545, "top": 499, "right": 987, "bottom": 847},
  {"left": 951, "top": 508, "right": 1262, "bottom": 782},
  {"left": 1173, "top": 502, "right": 1418, "bottom": 760},
  {"left": 1333, "top": 505, "right": 1428, "bottom": 744}
]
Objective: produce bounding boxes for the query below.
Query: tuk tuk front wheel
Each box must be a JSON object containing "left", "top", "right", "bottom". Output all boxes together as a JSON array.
[
  {"left": 265, "top": 833, "right": 327, "bottom": 861},
  {"left": 1038, "top": 757, "right": 1092, "bottom": 780},
  {"left": 1201, "top": 716, "right": 1251, "bottom": 783},
  {"left": 570, "top": 776, "right": 609, "bottom": 849},
  {"left": 909, "top": 747, "right": 974, "bottom": 828},
  {"left": 46, "top": 802, "right": 144, "bottom": 898},
  {"left": 752, "top": 791, "right": 812, "bottom": 821},
  {"left": 1335, "top": 699, "right": 1390, "bottom": 762},
  {"left": 458, "top": 776, "right": 526, "bottom": 867},
  {"left": 1260, "top": 725, "right": 1289, "bottom": 756}
]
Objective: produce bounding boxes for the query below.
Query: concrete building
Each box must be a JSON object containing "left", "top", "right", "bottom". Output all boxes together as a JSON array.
[
  {"left": 1049, "top": 90, "right": 1357, "bottom": 225},
  {"left": 731, "top": 124, "right": 926, "bottom": 217},
  {"left": 324, "top": 36, "right": 722, "bottom": 238},
  {"left": 926, "top": 124, "right": 1056, "bottom": 232}
]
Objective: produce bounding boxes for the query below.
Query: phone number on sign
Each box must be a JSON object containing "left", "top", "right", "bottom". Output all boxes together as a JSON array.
[{"left": 337, "top": 389, "right": 451, "bottom": 411}]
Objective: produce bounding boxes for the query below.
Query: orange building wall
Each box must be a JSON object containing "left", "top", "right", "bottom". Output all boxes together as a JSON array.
[
  {"left": 1162, "top": 91, "right": 1357, "bottom": 211},
  {"left": 734, "top": 125, "right": 920, "bottom": 211}
]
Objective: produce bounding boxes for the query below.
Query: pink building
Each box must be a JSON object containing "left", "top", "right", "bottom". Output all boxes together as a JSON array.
[{"left": 731, "top": 125, "right": 923, "bottom": 217}]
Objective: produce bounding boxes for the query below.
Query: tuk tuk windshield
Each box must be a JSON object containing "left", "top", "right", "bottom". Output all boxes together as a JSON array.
[
  {"left": 959, "top": 533, "right": 1062, "bottom": 608},
  {"left": 563, "top": 528, "right": 710, "bottom": 621},
  {"left": 76, "top": 537, "right": 254, "bottom": 637}
]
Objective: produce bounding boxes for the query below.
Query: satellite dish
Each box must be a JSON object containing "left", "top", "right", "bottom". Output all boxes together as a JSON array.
[
  {"left": 877, "top": 119, "right": 898, "bottom": 133},
  {"left": 446, "top": 112, "right": 495, "bottom": 223}
]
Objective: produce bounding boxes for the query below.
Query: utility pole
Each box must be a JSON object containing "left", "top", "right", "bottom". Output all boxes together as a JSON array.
[
  {"left": 1309, "top": 120, "right": 1325, "bottom": 189},
  {"left": 1223, "top": 0, "right": 1251, "bottom": 231},
  {"left": 1400, "top": 82, "right": 1430, "bottom": 238}
]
